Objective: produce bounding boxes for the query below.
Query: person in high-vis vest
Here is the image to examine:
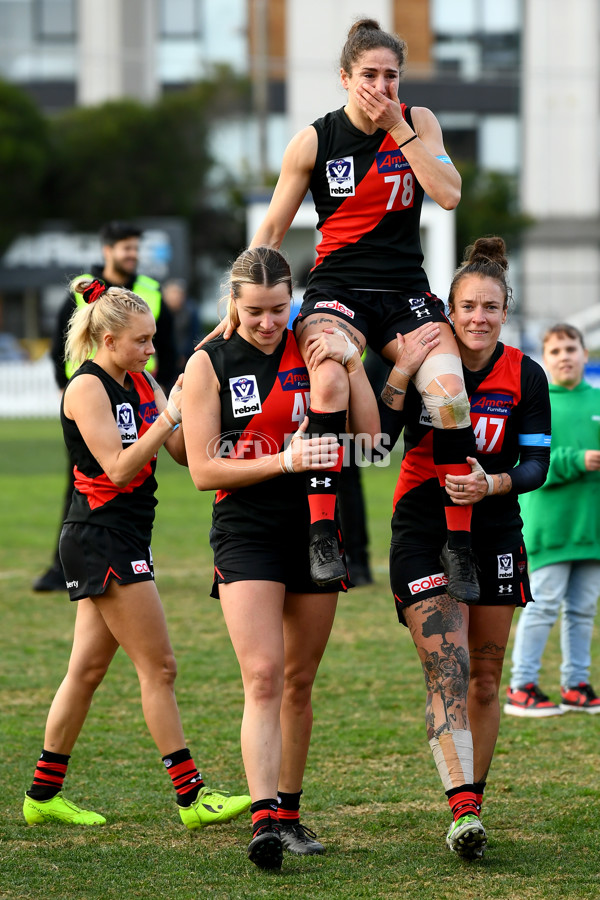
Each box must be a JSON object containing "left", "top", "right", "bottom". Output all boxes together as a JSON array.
[{"left": 34, "top": 221, "right": 178, "bottom": 592}]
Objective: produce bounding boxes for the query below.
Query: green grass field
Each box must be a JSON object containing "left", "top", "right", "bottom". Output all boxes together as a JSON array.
[{"left": 1, "top": 419, "right": 599, "bottom": 900}]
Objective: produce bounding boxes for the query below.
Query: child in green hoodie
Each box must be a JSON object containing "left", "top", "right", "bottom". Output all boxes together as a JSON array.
[{"left": 506, "top": 323, "right": 600, "bottom": 717}]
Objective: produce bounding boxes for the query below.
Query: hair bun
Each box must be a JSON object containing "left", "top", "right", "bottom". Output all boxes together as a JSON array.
[{"left": 465, "top": 237, "right": 508, "bottom": 271}]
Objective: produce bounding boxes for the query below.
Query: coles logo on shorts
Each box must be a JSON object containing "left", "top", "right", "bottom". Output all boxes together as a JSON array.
[
  {"left": 314, "top": 300, "right": 355, "bottom": 319},
  {"left": 326, "top": 156, "right": 355, "bottom": 196},
  {"left": 408, "top": 571, "right": 448, "bottom": 595},
  {"left": 131, "top": 559, "right": 150, "bottom": 574}
]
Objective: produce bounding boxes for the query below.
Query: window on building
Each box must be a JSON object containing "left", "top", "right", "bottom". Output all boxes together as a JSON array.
[
  {"left": 432, "top": 0, "right": 520, "bottom": 35},
  {"left": 160, "top": 0, "right": 202, "bottom": 37},
  {"left": 35, "top": 0, "right": 75, "bottom": 40},
  {"left": 0, "top": 0, "right": 33, "bottom": 56}
]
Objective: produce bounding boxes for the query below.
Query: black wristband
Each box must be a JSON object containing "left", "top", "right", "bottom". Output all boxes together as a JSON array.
[{"left": 398, "top": 133, "right": 418, "bottom": 149}]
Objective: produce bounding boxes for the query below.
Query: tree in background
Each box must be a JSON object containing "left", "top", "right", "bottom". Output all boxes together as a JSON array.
[
  {"left": 0, "top": 80, "right": 50, "bottom": 254},
  {"left": 455, "top": 162, "right": 534, "bottom": 260}
]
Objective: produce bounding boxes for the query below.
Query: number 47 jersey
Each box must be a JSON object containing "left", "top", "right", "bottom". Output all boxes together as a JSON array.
[
  {"left": 201, "top": 329, "right": 311, "bottom": 538},
  {"left": 392, "top": 342, "right": 551, "bottom": 544}
]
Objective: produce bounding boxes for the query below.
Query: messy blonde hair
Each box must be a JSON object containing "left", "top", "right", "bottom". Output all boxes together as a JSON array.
[{"left": 65, "top": 277, "right": 152, "bottom": 371}]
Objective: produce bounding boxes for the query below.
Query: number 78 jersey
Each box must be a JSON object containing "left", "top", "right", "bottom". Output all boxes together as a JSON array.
[{"left": 307, "top": 106, "right": 430, "bottom": 291}]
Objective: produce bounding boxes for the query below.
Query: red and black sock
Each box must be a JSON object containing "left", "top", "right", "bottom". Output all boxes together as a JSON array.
[
  {"left": 473, "top": 780, "right": 486, "bottom": 813},
  {"left": 433, "top": 427, "right": 476, "bottom": 550},
  {"left": 162, "top": 748, "right": 204, "bottom": 807},
  {"left": 250, "top": 798, "right": 279, "bottom": 833},
  {"left": 446, "top": 784, "right": 479, "bottom": 821},
  {"left": 27, "top": 749, "right": 70, "bottom": 801},
  {"left": 277, "top": 789, "right": 302, "bottom": 826},
  {"left": 306, "top": 408, "right": 346, "bottom": 539}
]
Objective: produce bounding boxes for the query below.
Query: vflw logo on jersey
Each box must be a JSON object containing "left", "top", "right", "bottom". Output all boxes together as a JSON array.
[
  {"left": 230, "top": 375, "right": 262, "bottom": 418},
  {"left": 116, "top": 403, "right": 138, "bottom": 444},
  {"left": 326, "top": 156, "right": 355, "bottom": 196}
]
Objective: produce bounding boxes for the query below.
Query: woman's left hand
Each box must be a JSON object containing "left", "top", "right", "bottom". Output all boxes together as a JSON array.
[
  {"left": 393, "top": 323, "right": 441, "bottom": 378},
  {"left": 304, "top": 328, "right": 361, "bottom": 372},
  {"left": 445, "top": 456, "right": 490, "bottom": 505}
]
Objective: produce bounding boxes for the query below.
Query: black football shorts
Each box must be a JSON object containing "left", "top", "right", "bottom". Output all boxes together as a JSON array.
[{"left": 59, "top": 522, "right": 154, "bottom": 602}]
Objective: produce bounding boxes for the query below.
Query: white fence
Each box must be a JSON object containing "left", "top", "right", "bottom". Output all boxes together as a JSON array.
[{"left": 0, "top": 356, "right": 61, "bottom": 418}]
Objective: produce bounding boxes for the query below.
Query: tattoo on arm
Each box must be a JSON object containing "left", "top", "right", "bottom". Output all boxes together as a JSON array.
[
  {"left": 495, "top": 472, "right": 512, "bottom": 495},
  {"left": 381, "top": 383, "right": 404, "bottom": 407}
]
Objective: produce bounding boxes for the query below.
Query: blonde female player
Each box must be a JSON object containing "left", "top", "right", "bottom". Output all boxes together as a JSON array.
[
  {"left": 183, "top": 246, "right": 380, "bottom": 870},
  {"left": 23, "top": 277, "right": 250, "bottom": 830}
]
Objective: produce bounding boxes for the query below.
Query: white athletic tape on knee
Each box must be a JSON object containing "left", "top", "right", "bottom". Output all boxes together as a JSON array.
[
  {"left": 412, "top": 353, "right": 471, "bottom": 429},
  {"left": 429, "top": 730, "right": 474, "bottom": 792}
]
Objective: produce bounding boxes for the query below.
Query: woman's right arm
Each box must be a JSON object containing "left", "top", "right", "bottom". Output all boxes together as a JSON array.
[
  {"left": 249, "top": 126, "right": 318, "bottom": 249},
  {"left": 196, "top": 127, "right": 317, "bottom": 348},
  {"left": 63, "top": 375, "right": 180, "bottom": 487},
  {"left": 182, "top": 348, "right": 339, "bottom": 491}
]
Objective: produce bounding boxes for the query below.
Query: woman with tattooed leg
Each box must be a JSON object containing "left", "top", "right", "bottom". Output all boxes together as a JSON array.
[{"left": 381, "top": 238, "right": 551, "bottom": 859}]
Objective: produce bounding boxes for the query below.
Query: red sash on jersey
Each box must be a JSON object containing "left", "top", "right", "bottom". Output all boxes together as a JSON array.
[
  {"left": 74, "top": 371, "right": 157, "bottom": 511},
  {"left": 215, "top": 333, "right": 310, "bottom": 504},
  {"left": 314, "top": 106, "right": 415, "bottom": 268}
]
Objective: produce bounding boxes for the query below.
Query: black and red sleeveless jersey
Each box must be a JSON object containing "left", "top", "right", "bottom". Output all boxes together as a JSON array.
[
  {"left": 201, "top": 329, "right": 311, "bottom": 539},
  {"left": 306, "top": 106, "right": 429, "bottom": 291},
  {"left": 391, "top": 343, "right": 551, "bottom": 546},
  {"left": 61, "top": 360, "right": 159, "bottom": 542}
]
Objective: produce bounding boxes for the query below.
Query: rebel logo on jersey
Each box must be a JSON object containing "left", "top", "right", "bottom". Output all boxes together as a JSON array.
[
  {"left": 230, "top": 375, "right": 263, "bottom": 419},
  {"left": 326, "top": 157, "right": 355, "bottom": 196},
  {"left": 116, "top": 403, "right": 138, "bottom": 444}
]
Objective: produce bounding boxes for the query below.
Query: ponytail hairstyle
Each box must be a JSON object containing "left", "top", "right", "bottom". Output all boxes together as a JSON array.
[
  {"left": 448, "top": 236, "right": 512, "bottom": 313},
  {"left": 340, "top": 18, "right": 406, "bottom": 75},
  {"left": 65, "top": 276, "right": 152, "bottom": 371},
  {"left": 224, "top": 246, "right": 292, "bottom": 329}
]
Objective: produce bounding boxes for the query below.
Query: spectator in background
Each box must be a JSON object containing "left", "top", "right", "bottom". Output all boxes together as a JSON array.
[
  {"left": 33, "top": 221, "right": 178, "bottom": 593},
  {"left": 506, "top": 324, "right": 600, "bottom": 717},
  {"left": 162, "top": 278, "right": 200, "bottom": 374}
]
